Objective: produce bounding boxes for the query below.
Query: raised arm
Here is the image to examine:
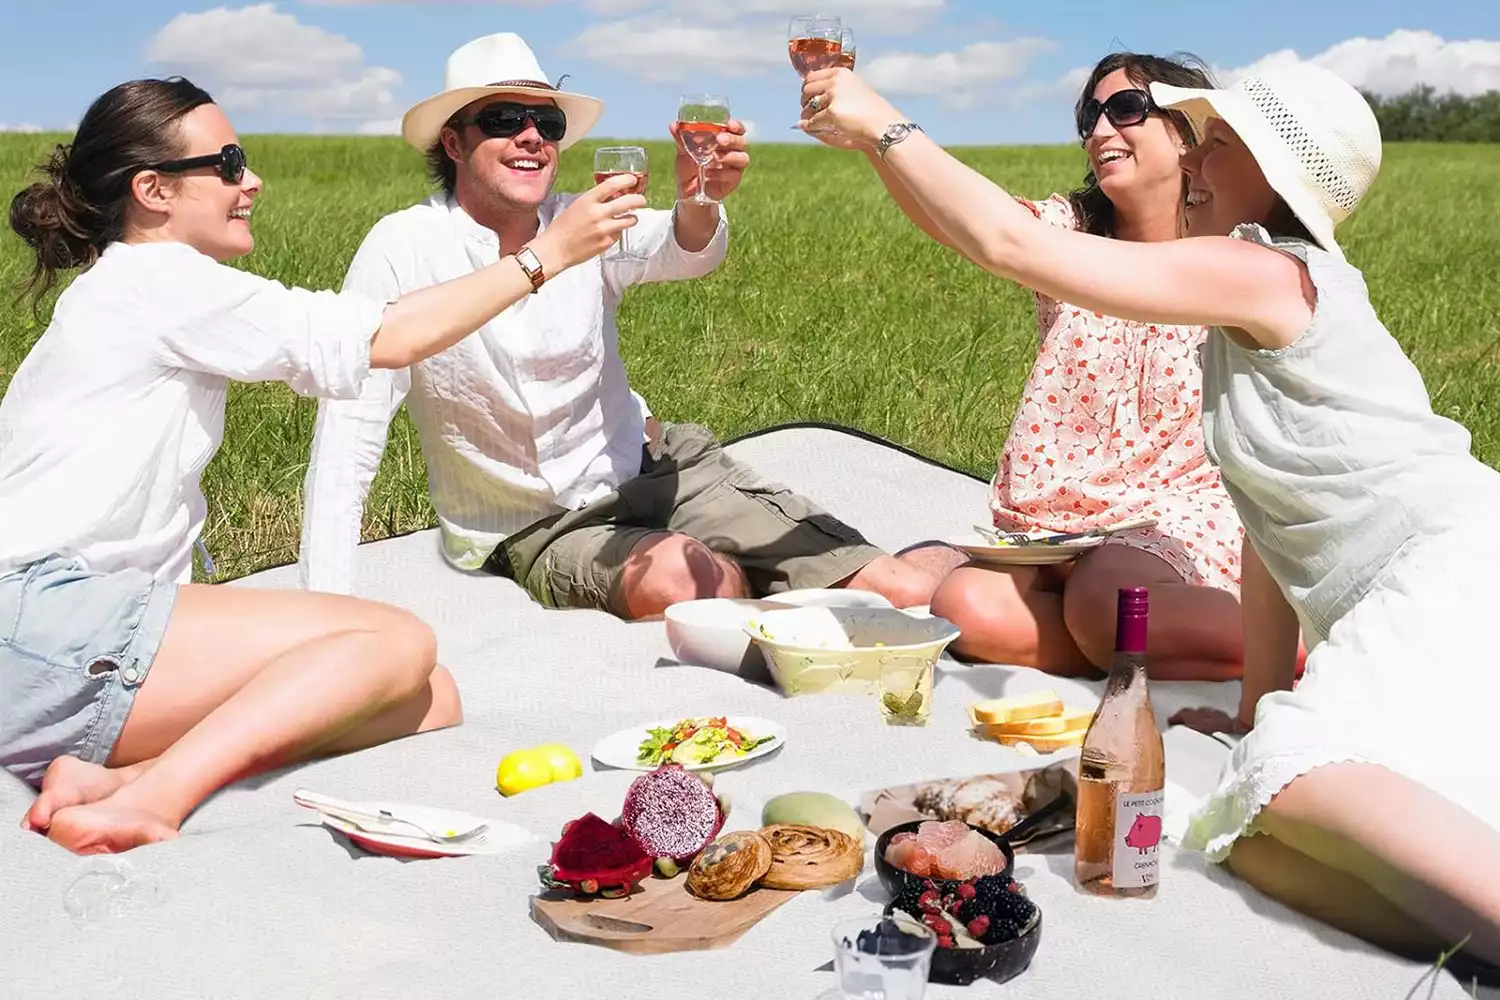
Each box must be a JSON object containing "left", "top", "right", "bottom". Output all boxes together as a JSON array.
[
  {"left": 1236, "top": 534, "right": 1302, "bottom": 729},
  {"left": 799, "top": 71, "right": 1314, "bottom": 349}
]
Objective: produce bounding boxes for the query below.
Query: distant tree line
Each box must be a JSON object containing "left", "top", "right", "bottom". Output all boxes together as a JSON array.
[{"left": 1362, "top": 86, "right": 1500, "bottom": 142}]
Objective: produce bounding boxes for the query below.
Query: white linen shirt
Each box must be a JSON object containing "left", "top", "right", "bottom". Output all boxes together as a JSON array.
[
  {"left": 297, "top": 192, "right": 728, "bottom": 595},
  {"left": 0, "top": 241, "right": 384, "bottom": 583}
]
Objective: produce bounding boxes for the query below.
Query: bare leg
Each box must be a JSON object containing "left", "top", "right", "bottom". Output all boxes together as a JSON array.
[
  {"left": 1230, "top": 763, "right": 1500, "bottom": 966},
  {"left": 929, "top": 564, "right": 1096, "bottom": 676},
  {"left": 1062, "top": 544, "right": 1243, "bottom": 681},
  {"left": 620, "top": 531, "right": 750, "bottom": 621},
  {"left": 838, "top": 555, "right": 943, "bottom": 609},
  {"left": 895, "top": 541, "right": 969, "bottom": 590},
  {"left": 31, "top": 585, "right": 462, "bottom": 854}
]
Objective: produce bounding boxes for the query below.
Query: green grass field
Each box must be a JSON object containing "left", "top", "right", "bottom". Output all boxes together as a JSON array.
[{"left": 3, "top": 135, "right": 1498, "bottom": 582}]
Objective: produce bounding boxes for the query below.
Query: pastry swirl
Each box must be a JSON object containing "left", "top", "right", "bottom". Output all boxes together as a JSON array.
[{"left": 758, "top": 824, "right": 864, "bottom": 890}]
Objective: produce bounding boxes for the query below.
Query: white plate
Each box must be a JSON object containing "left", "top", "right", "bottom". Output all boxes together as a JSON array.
[
  {"left": 952, "top": 536, "right": 1106, "bottom": 566},
  {"left": 591, "top": 716, "right": 786, "bottom": 772},
  {"left": 314, "top": 812, "right": 534, "bottom": 859}
]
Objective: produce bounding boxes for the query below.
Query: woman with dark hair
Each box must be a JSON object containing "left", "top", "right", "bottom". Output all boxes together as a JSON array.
[
  {"left": 878, "top": 54, "right": 1258, "bottom": 682},
  {"left": 802, "top": 59, "right": 1500, "bottom": 970},
  {"left": 1, "top": 77, "right": 644, "bottom": 854}
]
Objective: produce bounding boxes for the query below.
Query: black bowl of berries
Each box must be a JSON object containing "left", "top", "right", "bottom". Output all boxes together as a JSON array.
[
  {"left": 885, "top": 872, "right": 1043, "bottom": 986},
  {"left": 873, "top": 818, "right": 1016, "bottom": 901}
]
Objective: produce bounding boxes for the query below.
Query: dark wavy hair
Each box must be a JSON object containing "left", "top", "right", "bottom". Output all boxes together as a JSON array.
[
  {"left": 1067, "top": 52, "right": 1214, "bottom": 238},
  {"left": 8, "top": 77, "right": 215, "bottom": 312}
]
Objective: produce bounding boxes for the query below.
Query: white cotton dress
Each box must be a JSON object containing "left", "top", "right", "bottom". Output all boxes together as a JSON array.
[{"left": 1181, "top": 225, "right": 1500, "bottom": 860}]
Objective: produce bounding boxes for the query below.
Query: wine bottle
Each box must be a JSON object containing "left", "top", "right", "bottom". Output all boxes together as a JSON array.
[{"left": 1074, "top": 587, "right": 1166, "bottom": 897}]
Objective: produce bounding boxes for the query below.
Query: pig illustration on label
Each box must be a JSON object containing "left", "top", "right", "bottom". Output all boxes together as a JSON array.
[{"left": 1124, "top": 812, "right": 1162, "bottom": 854}]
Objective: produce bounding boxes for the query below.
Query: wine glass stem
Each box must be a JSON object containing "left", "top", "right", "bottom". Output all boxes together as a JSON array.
[{"left": 695, "top": 162, "right": 707, "bottom": 201}]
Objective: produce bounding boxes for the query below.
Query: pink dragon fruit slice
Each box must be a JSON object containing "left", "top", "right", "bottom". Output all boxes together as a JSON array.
[{"left": 620, "top": 763, "right": 725, "bottom": 863}]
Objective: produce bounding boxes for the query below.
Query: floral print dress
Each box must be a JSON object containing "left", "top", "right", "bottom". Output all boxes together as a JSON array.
[{"left": 990, "top": 194, "right": 1244, "bottom": 594}]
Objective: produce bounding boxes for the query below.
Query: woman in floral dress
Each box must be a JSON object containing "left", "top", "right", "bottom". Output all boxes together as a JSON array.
[{"left": 896, "top": 54, "right": 1252, "bottom": 680}]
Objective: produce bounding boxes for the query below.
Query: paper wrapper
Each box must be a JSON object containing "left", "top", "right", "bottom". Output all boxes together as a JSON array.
[{"left": 858, "top": 759, "right": 1078, "bottom": 852}]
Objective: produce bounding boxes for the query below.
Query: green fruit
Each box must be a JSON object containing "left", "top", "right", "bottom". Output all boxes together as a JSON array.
[
  {"left": 654, "top": 857, "right": 680, "bottom": 879},
  {"left": 761, "top": 791, "right": 865, "bottom": 845}
]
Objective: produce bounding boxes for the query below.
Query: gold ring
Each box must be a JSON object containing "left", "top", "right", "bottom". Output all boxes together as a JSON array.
[{"left": 808, "top": 94, "right": 825, "bottom": 113}]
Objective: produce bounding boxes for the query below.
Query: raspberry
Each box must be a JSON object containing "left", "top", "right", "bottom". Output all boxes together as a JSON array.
[
  {"left": 966, "top": 915, "right": 991, "bottom": 939},
  {"left": 937, "top": 934, "right": 954, "bottom": 949},
  {"left": 922, "top": 913, "right": 952, "bottom": 936},
  {"left": 916, "top": 889, "right": 941, "bottom": 913},
  {"left": 956, "top": 882, "right": 977, "bottom": 900}
]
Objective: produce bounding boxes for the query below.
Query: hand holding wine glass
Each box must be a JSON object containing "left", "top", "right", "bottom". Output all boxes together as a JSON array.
[
  {"left": 673, "top": 95, "right": 749, "bottom": 205},
  {"left": 528, "top": 173, "right": 646, "bottom": 274},
  {"left": 593, "top": 146, "right": 649, "bottom": 259},
  {"left": 799, "top": 68, "right": 905, "bottom": 149}
]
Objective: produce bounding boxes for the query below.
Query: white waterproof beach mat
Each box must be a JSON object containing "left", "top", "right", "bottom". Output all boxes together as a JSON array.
[{"left": 0, "top": 425, "right": 1485, "bottom": 1000}]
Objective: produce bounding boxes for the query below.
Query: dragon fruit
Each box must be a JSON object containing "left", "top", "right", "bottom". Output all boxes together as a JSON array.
[
  {"left": 620, "top": 763, "right": 725, "bottom": 863},
  {"left": 537, "top": 812, "right": 655, "bottom": 898}
]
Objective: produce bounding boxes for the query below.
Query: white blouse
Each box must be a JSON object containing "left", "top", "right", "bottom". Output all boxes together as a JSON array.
[{"left": 0, "top": 241, "right": 385, "bottom": 583}]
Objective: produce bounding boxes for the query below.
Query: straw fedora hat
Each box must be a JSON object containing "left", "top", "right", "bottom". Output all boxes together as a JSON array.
[
  {"left": 401, "top": 33, "right": 604, "bottom": 152},
  {"left": 1151, "top": 61, "right": 1382, "bottom": 261}
]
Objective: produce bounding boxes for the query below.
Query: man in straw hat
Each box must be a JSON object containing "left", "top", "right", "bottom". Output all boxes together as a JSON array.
[{"left": 299, "top": 33, "right": 938, "bottom": 619}]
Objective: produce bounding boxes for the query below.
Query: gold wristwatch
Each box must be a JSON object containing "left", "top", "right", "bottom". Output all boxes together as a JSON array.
[{"left": 513, "top": 246, "right": 546, "bottom": 293}]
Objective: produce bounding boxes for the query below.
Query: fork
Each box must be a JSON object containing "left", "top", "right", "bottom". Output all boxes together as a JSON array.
[
  {"left": 293, "top": 789, "right": 491, "bottom": 844},
  {"left": 971, "top": 524, "right": 1033, "bottom": 545}
]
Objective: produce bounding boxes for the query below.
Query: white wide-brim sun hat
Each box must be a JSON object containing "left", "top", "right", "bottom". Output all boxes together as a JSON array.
[
  {"left": 1150, "top": 61, "right": 1383, "bottom": 262},
  {"left": 401, "top": 33, "right": 604, "bottom": 153}
]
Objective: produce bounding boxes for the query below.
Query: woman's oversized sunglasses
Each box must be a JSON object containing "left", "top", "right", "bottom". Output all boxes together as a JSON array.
[
  {"left": 1077, "top": 88, "right": 1160, "bottom": 139},
  {"left": 145, "top": 143, "right": 248, "bottom": 185},
  {"left": 455, "top": 102, "right": 568, "bottom": 143}
]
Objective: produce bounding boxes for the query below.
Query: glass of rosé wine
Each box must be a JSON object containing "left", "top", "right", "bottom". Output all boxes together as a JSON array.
[
  {"left": 788, "top": 15, "right": 844, "bottom": 133},
  {"left": 675, "top": 94, "right": 730, "bottom": 206},
  {"left": 593, "top": 145, "right": 649, "bottom": 260}
]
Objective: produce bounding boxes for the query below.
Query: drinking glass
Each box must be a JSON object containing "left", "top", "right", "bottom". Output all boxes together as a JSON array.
[
  {"left": 675, "top": 94, "right": 730, "bottom": 206},
  {"left": 830, "top": 914, "right": 936, "bottom": 1000},
  {"left": 837, "top": 28, "right": 857, "bottom": 70},
  {"left": 593, "top": 145, "right": 649, "bottom": 260},
  {"left": 877, "top": 655, "right": 933, "bottom": 726},
  {"left": 788, "top": 15, "right": 844, "bottom": 132}
]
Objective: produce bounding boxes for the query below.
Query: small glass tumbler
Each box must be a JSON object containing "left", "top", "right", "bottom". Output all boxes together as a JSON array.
[{"left": 830, "top": 914, "right": 937, "bottom": 1000}]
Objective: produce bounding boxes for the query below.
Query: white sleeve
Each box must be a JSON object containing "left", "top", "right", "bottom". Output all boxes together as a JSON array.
[
  {"left": 604, "top": 203, "right": 729, "bottom": 296},
  {"left": 297, "top": 233, "right": 410, "bottom": 594},
  {"left": 152, "top": 249, "right": 387, "bottom": 399}
]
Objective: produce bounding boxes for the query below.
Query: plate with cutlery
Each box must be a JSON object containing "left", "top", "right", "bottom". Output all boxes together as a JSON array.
[
  {"left": 952, "top": 517, "right": 1158, "bottom": 567},
  {"left": 293, "top": 789, "right": 535, "bottom": 859}
]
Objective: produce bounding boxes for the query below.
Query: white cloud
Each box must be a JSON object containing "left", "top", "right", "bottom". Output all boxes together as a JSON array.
[
  {"left": 358, "top": 118, "right": 403, "bottom": 135},
  {"left": 575, "top": 18, "right": 788, "bottom": 81},
  {"left": 1224, "top": 30, "right": 1500, "bottom": 98},
  {"left": 584, "top": 0, "right": 946, "bottom": 35},
  {"left": 147, "top": 4, "right": 402, "bottom": 127},
  {"left": 861, "top": 38, "right": 1056, "bottom": 108},
  {"left": 0, "top": 122, "right": 43, "bottom": 133}
]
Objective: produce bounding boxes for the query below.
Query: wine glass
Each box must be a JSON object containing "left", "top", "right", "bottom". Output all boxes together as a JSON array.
[
  {"left": 675, "top": 94, "right": 730, "bottom": 206},
  {"left": 593, "top": 145, "right": 649, "bottom": 260},
  {"left": 836, "top": 28, "right": 857, "bottom": 70}
]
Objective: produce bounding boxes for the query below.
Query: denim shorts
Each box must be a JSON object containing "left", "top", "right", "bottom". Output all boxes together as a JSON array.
[{"left": 0, "top": 555, "right": 178, "bottom": 786}]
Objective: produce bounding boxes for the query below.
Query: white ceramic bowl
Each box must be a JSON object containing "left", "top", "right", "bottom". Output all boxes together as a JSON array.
[
  {"left": 743, "top": 607, "right": 962, "bottom": 696},
  {"left": 765, "top": 588, "right": 895, "bottom": 610},
  {"left": 663, "top": 598, "right": 783, "bottom": 676}
]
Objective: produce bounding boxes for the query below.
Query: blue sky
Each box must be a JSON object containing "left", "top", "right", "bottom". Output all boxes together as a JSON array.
[{"left": 1, "top": 1, "right": 1496, "bottom": 145}]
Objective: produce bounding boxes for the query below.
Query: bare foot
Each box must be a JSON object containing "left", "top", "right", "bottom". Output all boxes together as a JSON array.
[
  {"left": 44, "top": 801, "right": 180, "bottom": 855},
  {"left": 22, "top": 757, "right": 147, "bottom": 833}
]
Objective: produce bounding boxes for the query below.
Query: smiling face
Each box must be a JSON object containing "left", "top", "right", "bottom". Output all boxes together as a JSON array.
[
  {"left": 1180, "top": 118, "right": 1281, "bottom": 238},
  {"left": 442, "top": 94, "right": 561, "bottom": 214},
  {"left": 1082, "top": 69, "right": 1188, "bottom": 208},
  {"left": 131, "top": 103, "right": 261, "bottom": 261}
]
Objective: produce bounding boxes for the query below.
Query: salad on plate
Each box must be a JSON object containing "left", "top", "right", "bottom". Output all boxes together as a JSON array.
[{"left": 636, "top": 716, "right": 776, "bottom": 767}]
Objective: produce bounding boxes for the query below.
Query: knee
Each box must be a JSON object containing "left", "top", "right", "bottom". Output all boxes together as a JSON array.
[
  {"left": 930, "top": 568, "right": 1022, "bottom": 656},
  {"left": 376, "top": 607, "right": 440, "bottom": 696},
  {"left": 930, "top": 568, "right": 990, "bottom": 629},
  {"left": 623, "top": 534, "right": 746, "bottom": 617},
  {"left": 424, "top": 664, "right": 464, "bottom": 729}
]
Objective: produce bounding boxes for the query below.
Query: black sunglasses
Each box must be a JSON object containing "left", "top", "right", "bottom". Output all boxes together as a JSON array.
[
  {"left": 1078, "top": 89, "right": 1160, "bottom": 139},
  {"left": 145, "top": 143, "right": 248, "bottom": 184},
  {"left": 455, "top": 102, "right": 568, "bottom": 143}
]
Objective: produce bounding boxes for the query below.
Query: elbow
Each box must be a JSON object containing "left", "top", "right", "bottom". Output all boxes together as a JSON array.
[
  {"left": 368, "top": 336, "right": 419, "bottom": 371},
  {"left": 971, "top": 231, "right": 1026, "bottom": 280}
]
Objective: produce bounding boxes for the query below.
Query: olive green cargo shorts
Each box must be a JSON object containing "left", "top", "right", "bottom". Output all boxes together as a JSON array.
[{"left": 482, "top": 423, "right": 885, "bottom": 615}]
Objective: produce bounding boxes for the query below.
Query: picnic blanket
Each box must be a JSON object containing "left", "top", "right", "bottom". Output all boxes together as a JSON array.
[{"left": 0, "top": 425, "right": 1487, "bottom": 1000}]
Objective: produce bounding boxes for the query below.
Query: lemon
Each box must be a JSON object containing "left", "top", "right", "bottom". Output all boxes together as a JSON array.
[{"left": 495, "top": 744, "right": 584, "bottom": 796}]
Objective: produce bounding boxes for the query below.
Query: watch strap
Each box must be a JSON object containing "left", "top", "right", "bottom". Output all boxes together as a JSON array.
[{"left": 877, "top": 121, "right": 922, "bottom": 159}]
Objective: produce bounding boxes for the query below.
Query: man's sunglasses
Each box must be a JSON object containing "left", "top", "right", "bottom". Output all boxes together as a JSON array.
[
  {"left": 145, "top": 143, "right": 248, "bottom": 184},
  {"left": 1077, "top": 89, "right": 1160, "bottom": 139},
  {"left": 455, "top": 102, "right": 568, "bottom": 143}
]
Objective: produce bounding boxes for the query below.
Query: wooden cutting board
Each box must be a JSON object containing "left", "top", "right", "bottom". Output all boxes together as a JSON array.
[{"left": 530, "top": 875, "right": 802, "bottom": 955}]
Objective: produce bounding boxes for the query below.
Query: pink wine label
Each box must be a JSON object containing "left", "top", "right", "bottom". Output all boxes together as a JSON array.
[{"left": 1112, "top": 788, "right": 1165, "bottom": 888}]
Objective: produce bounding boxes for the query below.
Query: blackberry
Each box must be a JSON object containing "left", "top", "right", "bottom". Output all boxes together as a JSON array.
[
  {"left": 984, "top": 917, "right": 1022, "bottom": 944},
  {"left": 891, "top": 882, "right": 926, "bottom": 918},
  {"left": 967, "top": 874, "right": 1039, "bottom": 933}
]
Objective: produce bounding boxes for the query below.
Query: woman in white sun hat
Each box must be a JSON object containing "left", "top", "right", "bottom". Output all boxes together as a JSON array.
[{"left": 798, "top": 61, "right": 1500, "bottom": 967}]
